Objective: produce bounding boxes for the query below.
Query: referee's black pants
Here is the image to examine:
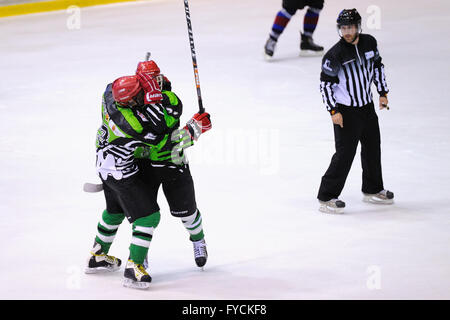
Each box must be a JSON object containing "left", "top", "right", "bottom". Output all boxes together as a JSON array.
[{"left": 317, "top": 102, "right": 384, "bottom": 202}]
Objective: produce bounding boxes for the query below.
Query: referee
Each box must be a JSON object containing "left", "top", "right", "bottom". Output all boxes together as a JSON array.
[{"left": 317, "top": 8, "right": 394, "bottom": 214}]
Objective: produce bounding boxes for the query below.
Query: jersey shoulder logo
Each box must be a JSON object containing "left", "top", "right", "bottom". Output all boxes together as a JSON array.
[{"left": 323, "top": 59, "right": 333, "bottom": 72}]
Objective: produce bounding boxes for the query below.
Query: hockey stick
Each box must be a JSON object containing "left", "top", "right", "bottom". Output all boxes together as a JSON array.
[
  {"left": 183, "top": 0, "right": 205, "bottom": 114},
  {"left": 83, "top": 182, "right": 103, "bottom": 193}
]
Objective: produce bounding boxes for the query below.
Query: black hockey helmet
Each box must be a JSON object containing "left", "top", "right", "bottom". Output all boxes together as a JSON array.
[
  {"left": 336, "top": 9, "right": 362, "bottom": 40},
  {"left": 337, "top": 9, "right": 362, "bottom": 27}
]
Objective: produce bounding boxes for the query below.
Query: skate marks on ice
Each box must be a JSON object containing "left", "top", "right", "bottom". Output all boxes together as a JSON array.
[
  {"left": 79, "top": 254, "right": 293, "bottom": 298},
  {"left": 149, "top": 259, "right": 294, "bottom": 299},
  {"left": 263, "top": 51, "right": 324, "bottom": 63}
]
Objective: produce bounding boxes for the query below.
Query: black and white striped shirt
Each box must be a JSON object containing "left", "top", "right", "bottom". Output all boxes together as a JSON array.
[{"left": 320, "top": 33, "right": 388, "bottom": 113}]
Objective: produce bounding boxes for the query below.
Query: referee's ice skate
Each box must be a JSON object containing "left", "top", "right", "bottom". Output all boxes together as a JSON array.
[
  {"left": 319, "top": 199, "right": 345, "bottom": 214},
  {"left": 363, "top": 190, "right": 394, "bottom": 204}
]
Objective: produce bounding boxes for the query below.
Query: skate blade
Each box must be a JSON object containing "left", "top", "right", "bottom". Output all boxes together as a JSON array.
[
  {"left": 299, "top": 50, "right": 324, "bottom": 57},
  {"left": 122, "top": 278, "right": 150, "bottom": 290},
  {"left": 84, "top": 266, "right": 120, "bottom": 274},
  {"left": 363, "top": 195, "right": 394, "bottom": 205},
  {"left": 263, "top": 52, "right": 274, "bottom": 61},
  {"left": 319, "top": 204, "right": 344, "bottom": 214},
  {"left": 83, "top": 182, "right": 103, "bottom": 193}
]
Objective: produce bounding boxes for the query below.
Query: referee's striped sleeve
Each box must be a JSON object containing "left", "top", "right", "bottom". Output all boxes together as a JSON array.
[
  {"left": 373, "top": 45, "right": 389, "bottom": 96},
  {"left": 320, "top": 80, "right": 338, "bottom": 114}
]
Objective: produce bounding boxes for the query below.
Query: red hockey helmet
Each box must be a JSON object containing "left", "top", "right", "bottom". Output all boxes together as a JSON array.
[
  {"left": 136, "top": 60, "right": 160, "bottom": 76},
  {"left": 112, "top": 75, "right": 141, "bottom": 106}
]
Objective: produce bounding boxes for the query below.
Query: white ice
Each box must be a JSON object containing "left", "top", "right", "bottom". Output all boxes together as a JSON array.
[{"left": 0, "top": 0, "right": 449, "bottom": 299}]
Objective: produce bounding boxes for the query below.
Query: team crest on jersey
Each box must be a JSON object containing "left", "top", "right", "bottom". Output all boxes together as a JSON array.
[
  {"left": 97, "top": 124, "right": 109, "bottom": 146},
  {"left": 108, "top": 119, "right": 125, "bottom": 137}
]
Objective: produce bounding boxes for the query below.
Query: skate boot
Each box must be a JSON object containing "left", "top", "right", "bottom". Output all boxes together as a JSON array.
[
  {"left": 363, "top": 190, "right": 394, "bottom": 204},
  {"left": 123, "top": 259, "right": 152, "bottom": 290},
  {"left": 85, "top": 241, "right": 121, "bottom": 274},
  {"left": 264, "top": 37, "right": 277, "bottom": 60},
  {"left": 300, "top": 33, "right": 324, "bottom": 56},
  {"left": 319, "top": 198, "right": 345, "bottom": 214},
  {"left": 193, "top": 238, "right": 208, "bottom": 268}
]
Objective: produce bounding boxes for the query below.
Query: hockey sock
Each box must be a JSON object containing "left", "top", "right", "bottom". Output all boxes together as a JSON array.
[
  {"left": 270, "top": 8, "right": 294, "bottom": 41},
  {"left": 181, "top": 209, "right": 204, "bottom": 242},
  {"left": 303, "top": 7, "right": 321, "bottom": 37},
  {"left": 129, "top": 212, "right": 161, "bottom": 264},
  {"left": 95, "top": 210, "right": 125, "bottom": 254}
]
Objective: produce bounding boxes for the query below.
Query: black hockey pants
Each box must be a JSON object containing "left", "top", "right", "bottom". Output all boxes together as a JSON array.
[{"left": 317, "top": 102, "right": 384, "bottom": 201}]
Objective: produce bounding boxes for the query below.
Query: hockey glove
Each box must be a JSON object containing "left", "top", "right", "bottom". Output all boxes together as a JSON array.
[
  {"left": 136, "top": 71, "right": 163, "bottom": 104},
  {"left": 184, "top": 112, "right": 212, "bottom": 141}
]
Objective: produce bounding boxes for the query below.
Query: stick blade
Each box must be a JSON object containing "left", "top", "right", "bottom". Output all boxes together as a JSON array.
[{"left": 83, "top": 182, "right": 103, "bottom": 193}]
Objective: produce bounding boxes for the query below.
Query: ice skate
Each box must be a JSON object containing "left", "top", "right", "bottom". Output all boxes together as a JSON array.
[
  {"left": 85, "top": 241, "right": 121, "bottom": 274},
  {"left": 143, "top": 255, "right": 149, "bottom": 271},
  {"left": 363, "top": 190, "right": 394, "bottom": 204},
  {"left": 123, "top": 259, "right": 152, "bottom": 290},
  {"left": 264, "top": 38, "right": 277, "bottom": 60},
  {"left": 193, "top": 238, "right": 208, "bottom": 269},
  {"left": 319, "top": 198, "right": 345, "bottom": 214},
  {"left": 300, "top": 33, "right": 324, "bottom": 56}
]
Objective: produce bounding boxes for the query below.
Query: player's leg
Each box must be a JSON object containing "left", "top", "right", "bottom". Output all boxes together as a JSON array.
[
  {"left": 85, "top": 182, "right": 125, "bottom": 274},
  {"left": 300, "top": 0, "right": 324, "bottom": 54},
  {"left": 360, "top": 103, "right": 394, "bottom": 204},
  {"left": 123, "top": 212, "right": 161, "bottom": 289},
  {"left": 161, "top": 165, "right": 208, "bottom": 268},
  {"left": 264, "top": 0, "right": 299, "bottom": 57},
  {"left": 181, "top": 210, "right": 207, "bottom": 268},
  {"left": 136, "top": 160, "right": 162, "bottom": 270},
  {"left": 317, "top": 108, "right": 362, "bottom": 213},
  {"left": 115, "top": 174, "right": 161, "bottom": 289}
]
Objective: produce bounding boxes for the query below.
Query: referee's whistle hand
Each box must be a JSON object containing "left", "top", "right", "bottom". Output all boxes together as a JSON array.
[
  {"left": 332, "top": 112, "right": 343, "bottom": 128},
  {"left": 379, "top": 96, "right": 389, "bottom": 110}
]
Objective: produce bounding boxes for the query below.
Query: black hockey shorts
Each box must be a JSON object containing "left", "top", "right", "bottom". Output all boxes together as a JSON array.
[
  {"left": 101, "top": 172, "right": 160, "bottom": 224},
  {"left": 282, "top": 0, "right": 324, "bottom": 14},
  {"left": 138, "top": 160, "right": 198, "bottom": 218}
]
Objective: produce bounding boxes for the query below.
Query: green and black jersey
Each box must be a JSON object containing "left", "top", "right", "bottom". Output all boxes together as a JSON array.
[{"left": 95, "top": 83, "right": 185, "bottom": 180}]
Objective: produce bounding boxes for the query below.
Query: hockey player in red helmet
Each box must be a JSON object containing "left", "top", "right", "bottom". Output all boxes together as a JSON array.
[
  {"left": 85, "top": 74, "right": 169, "bottom": 289},
  {"left": 135, "top": 59, "right": 210, "bottom": 141},
  {"left": 136, "top": 60, "right": 171, "bottom": 95},
  {"left": 111, "top": 75, "right": 143, "bottom": 106},
  {"left": 85, "top": 60, "right": 212, "bottom": 289},
  {"left": 134, "top": 58, "right": 211, "bottom": 274}
]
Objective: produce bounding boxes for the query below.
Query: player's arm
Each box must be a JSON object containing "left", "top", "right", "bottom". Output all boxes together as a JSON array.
[
  {"left": 319, "top": 52, "right": 340, "bottom": 115},
  {"left": 319, "top": 53, "right": 344, "bottom": 127},
  {"left": 371, "top": 37, "right": 389, "bottom": 109}
]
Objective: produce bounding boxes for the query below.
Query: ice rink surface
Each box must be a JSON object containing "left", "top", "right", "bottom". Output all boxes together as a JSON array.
[{"left": 1, "top": 0, "right": 449, "bottom": 299}]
